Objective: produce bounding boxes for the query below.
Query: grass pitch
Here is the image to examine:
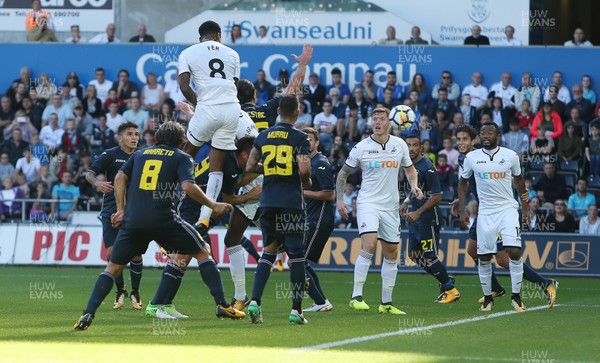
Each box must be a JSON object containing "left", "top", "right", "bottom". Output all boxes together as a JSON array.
[{"left": 1, "top": 266, "right": 599, "bottom": 362}]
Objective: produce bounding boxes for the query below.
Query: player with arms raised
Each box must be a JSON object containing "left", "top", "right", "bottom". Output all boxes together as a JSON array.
[
  {"left": 458, "top": 122, "right": 529, "bottom": 312},
  {"left": 178, "top": 20, "right": 241, "bottom": 234},
  {"left": 245, "top": 95, "right": 312, "bottom": 324},
  {"left": 337, "top": 107, "right": 423, "bottom": 315}
]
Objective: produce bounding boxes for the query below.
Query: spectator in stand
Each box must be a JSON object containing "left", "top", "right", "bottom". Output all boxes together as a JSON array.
[
  {"left": 344, "top": 197, "right": 359, "bottom": 229},
  {"left": 566, "top": 108, "right": 588, "bottom": 138},
  {"left": 20, "top": 96, "right": 43, "bottom": 132},
  {"left": 164, "top": 69, "right": 186, "bottom": 104},
  {"left": 35, "top": 164, "right": 56, "bottom": 190},
  {"left": 438, "top": 137, "right": 459, "bottom": 170},
  {"left": 379, "top": 25, "right": 403, "bottom": 45},
  {"left": 585, "top": 123, "right": 600, "bottom": 176},
  {"left": 581, "top": 75, "right": 596, "bottom": 104},
  {"left": 275, "top": 68, "right": 289, "bottom": 92},
  {"left": 0, "top": 153, "right": 15, "bottom": 180},
  {"left": 6, "top": 67, "right": 31, "bottom": 97},
  {"left": 103, "top": 89, "right": 124, "bottom": 113},
  {"left": 487, "top": 97, "right": 510, "bottom": 133},
  {"left": 525, "top": 177, "right": 538, "bottom": 200},
  {"left": 257, "top": 25, "right": 273, "bottom": 44},
  {"left": 526, "top": 196, "right": 545, "bottom": 232},
  {"left": 418, "top": 114, "right": 442, "bottom": 153},
  {"left": 35, "top": 73, "right": 57, "bottom": 104},
  {"left": 436, "top": 153, "right": 454, "bottom": 196},
  {"left": 50, "top": 172, "right": 80, "bottom": 221},
  {"left": 60, "top": 84, "right": 79, "bottom": 110},
  {"left": 26, "top": 0, "right": 53, "bottom": 31},
  {"left": 429, "top": 87, "right": 457, "bottom": 122},
  {"left": 2, "top": 128, "right": 30, "bottom": 166},
  {"left": 110, "top": 69, "right": 139, "bottom": 103},
  {"left": 304, "top": 73, "right": 327, "bottom": 116},
  {"left": 349, "top": 87, "right": 371, "bottom": 123},
  {"left": 421, "top": 139, "right": 435, "bottom": 164},
  {"left": 61, "top": 118, "right": 88, "bottom": 155},
  {"left": 530, "top": 123, "right": 554, "bottom": 162},
  {"left": 432, "top": 71, "right": 461, "bottom": 105},
  {"left": 547, "top": 199, "right": 577, "bottom": 233},
  {"left": 405, "top": 26, "right": 428, "bottom": 45},
  {"left": 123, "top": 97, "right": 148, "bottom": 133},
  {"left": 295, "top": 102, "right": 313, "bottom": 130},
  {"left": 381, "top": 87, "right": 398, "bottom": 110},
  {"left": 544, "top": 71, "right": 571, "bottom": 103},
  {"left": 88, "top": 67, "right": 113, "bottom": 103},
  {"left": 312, "top": 100, "right": 337, "bottom": 156},
  {"left": 141, "top": 72, "right": 165, "bottom": 113},
  {"left": 327, "top": 68, "right": 351, "bottom": 105},
  {"left": 566, "top": 84, "right": 594, "bottom": 123},
  {"left": 408, "top": 91, "right": 425, "bottom": 120},
  {"left": 254, "top": 69, "right": 274, "bottom": 106},
  {"left": 336, "top": 181, "right": 358, "bottom": 226},
  {"left": 377, "top": 71, "right": 404, "bottom": 105},
  {"left": 15, "top": 148, "right": 40, "bottom": 183},
  {"left": 329, "top": 88, "right": 346, "bottom": 122},
  {"left": 27, "top": 14, "right": 57, "bottom": 42},
  {"left": 499, "top": 25, "right": 522, "bottom": 46},
  {"left": 140, "top": 130, "right": 156, "bottom": 149},
  {"left": 502, "top": 117, "right": 529, "bottom": 159},
  {"left": 488, "top": 72, "right": 517, "bottom": 110},
  {"left": 516, "top": 99, "right": 535, "bottom": 133},
  {"left": 89, "top": 23, "right": 121, "bottom": 43},
  {"left": 64, "top": 72, "right": 85, "bottom": 100},
  {"left": 0, "top": 175, "right": 26, "bottom": 222},
  {"left": 49, "top": 147, "right": 74, "bottom": 183},
  {"left": 558, "top": 122, "right": 583, "bottom": 162},
  {"left": 451, "top": 112, "right": 465, "bottom": 133},
  {"left": 564, "top": 27, "right": 593, "bottom": 47},
  {"left": 579, "top": 205, "right": 600, "bottom": 234},
  {"left": 568, "top": 178, "right": 596, "bottom": 221},
  {"left": 42, "top": 95, "right": 72, "bottom": 128},
  {"left": 10, "top": 82, "right": 28, "bottom": 109},
  {"left": 89, "top": 114, "right": 116, "bottom": 156},
  {"left": 15, "top": 173, "right": 29, "bottom": 196},
  {"left": 467, "top": 200, "right": 478, "bottom": 229},
  {"left": 29, "top": 181, "right": 52, "bottom": 221},
  {"left": 535, "top": 163, "right": 568, "bottom": 206},
  {"left": 39, "top": 113, "right": 64, "bottom": 150},
  {"left": 83, "top": 85, "right": 103, "bottom": 119},
  {"left": 129, "top": 24, "right": 155, "bottom": 43},
  {"left": 226, "top": 24, "right": 248, "bottom": 45},
  {"left": 342, "top": 103, "right": 363, "bottom": 141},
  {"left": 72, "top": 102, "right": 93, "bottom": 139},
  {"left": 29, "top": 134, "right": 47, "bottom": 165},
  {"left": 530, "top": 102, "right": 563, "bottom": 141},
  {"left": 354, "top": 70, "right": 378, "bottom": 105},
  {"left": 464, "top": 25, "right": 490, "bottom": 45},
  {"left": 462, "top": 72, "right": 488, "bottom": 111},
  {"left": 0, "top": 96, "right": 16, "bottom": 136},
  {"left": 3, "top": 110, "right": 37, "bottom": 143},
  {"left": 65, "top": 24, "right": 86, "bottom": 43},
  {"left": 410, "top": 73, "right": 431, "bottom": 108},
  {"left": 547, "top": 85, "right": 566, "bottom": 120}
]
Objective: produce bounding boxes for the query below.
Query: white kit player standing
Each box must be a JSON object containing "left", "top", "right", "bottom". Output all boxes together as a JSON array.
[
  {"left": 458, "top": 122, "right": 530, "bottom": 312},
  {"left": 336, "top": 107, "right": 423, "bottom": 315},
  {"left": 177, "top": 20, "right": 241, "bottom": 233}
]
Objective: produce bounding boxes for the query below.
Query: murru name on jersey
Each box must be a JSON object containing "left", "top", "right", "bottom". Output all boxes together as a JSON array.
[
  {"left": 267, "top": 131, "right": 289, "bottom": 139},
  {"left": 368, "top": 160, "right": 399, "bottom": 168},
  {"left": 477, "top": 171, "right": 507, "bottom": 179}
]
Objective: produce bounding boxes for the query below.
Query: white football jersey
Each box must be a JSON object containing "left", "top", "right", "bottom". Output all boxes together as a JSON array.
[
  {"left": 460, "top": 146, "right": 521, "bottom": 214},
  {"left": 236, "top": 110, "right": 258, "bottom": 140},
  {"left": 345, "top": 135, "right": 412, "bottom": 208},
  {"left": 178, "top": 40, "right": 240, "bottom": 106}
]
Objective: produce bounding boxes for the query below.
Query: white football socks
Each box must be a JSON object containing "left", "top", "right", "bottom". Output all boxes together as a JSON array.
[
  {"left": 227, "top": 245, "right": 246, "bottom": 301},
  {"left": 509, "top": 258, "right": 524, "bottom": 294},
  {"left": 352, "top": 250, "right": 373, "bottom": 298},
  {"left": 478, "top": 259, "right": 493, "bottom": 296},
  {"left": 381, "top": 258, "right": 398, "bottom": 304},
  {"left": 199, "top": 171, "right": 223, "bottom": 221}
]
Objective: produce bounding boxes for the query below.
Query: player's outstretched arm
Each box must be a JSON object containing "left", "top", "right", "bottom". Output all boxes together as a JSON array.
[
  {"left": 181, "top": 181, "right": 233, "bottom": 216},
  {"left": 245, "top": 147, "right": 264, "bottom": 174},
  {"left": 304, "top": 189, "right": 335, "bottom": 201},
  {"left": 335, "top": 163, "right": 354, "bottom": 220},
  {"left": 283, "top": 44, "right": 313, "bottom": 96},
  {"left": 178, "top": 72, "right": 197, "bottom": 107},
  {"left": 513, "top": 174, "right": 530, "bottom": 225},
  {"left": 404, "top": 165, "right": 424, "bottom": 200},
  {"left": 457, "top": 177, "right": 470, "bottom": 227},
  {"left": 176, "top": 101, "right": 195, "bottom": 118},
  {"left": 86, "top": 171, "right": 113, "bottom": 194},
  {"left": 223, "top": 184, "right": 261, "bottom": 205}
]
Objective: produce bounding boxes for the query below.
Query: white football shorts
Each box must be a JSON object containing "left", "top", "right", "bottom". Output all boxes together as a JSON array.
[{"left": 187, "top": 102, "right": 240, "bottom": 150}]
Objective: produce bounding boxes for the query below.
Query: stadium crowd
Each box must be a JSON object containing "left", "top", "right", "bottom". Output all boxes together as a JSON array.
[{"left": 1, "top": 64, "right": 598, "bottom": 234}]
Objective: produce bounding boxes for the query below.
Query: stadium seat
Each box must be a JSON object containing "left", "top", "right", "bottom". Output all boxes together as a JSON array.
[
  {"left": 559, "top": 160, "right": 580, "bottom": 174},
  {"left": 526, "top": 170, "right": 544, "bottom": 185},
  {"left": 442, "top": 190, "right": 455, "bottom": 202},
  {"left": 588, "top": 176, "right": 600, "bottom": 188},
  {"left": 557, "top": 171, "right": 578, "bottom": 188},
  {"left": 588, "top": 187, "right": 600, "bottom": 201}
]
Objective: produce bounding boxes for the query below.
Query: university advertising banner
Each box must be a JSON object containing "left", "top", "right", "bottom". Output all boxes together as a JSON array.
[
  {"left": 2, "top": 224, "right": 598, "bottom": 277},
  {"left": 0, "top": 0, "right": 114, "bottom": 32}
]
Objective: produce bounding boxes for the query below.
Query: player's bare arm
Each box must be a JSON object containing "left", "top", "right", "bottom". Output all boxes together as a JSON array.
[
  {"left": 404, "top": 165, "right": 424, "bottom": 199},
  {"left": 304, "top": 189, "right": 335, "bottom": 201},
  {"left": 406, "top": 192, "right": 442, "bottom": 223},
  {"left": 457, "top": 176, "right": 470, "bottom": 227},
  {"left": 176, "top": 101, "right": 194, "bottom": 118},
  {"left": 513, "top": 174, "right": 530, "bottom": 226},
  {"left": 283, "top": 44, "right": 313, "bottom": 96},
  {"left": 336, "top": 163, "right": 354, "bottom": 220},
  {"left": 86, "top": 170, "right": 113, "bottom": 194},
  {"left": 236, "top": 171, "right": 259, "bottom": 187},
  {"left": 222, "top": 185, "right": 261, "bottom": 205},
  {"left": 178, "top": 72, "right": 197, "bottom": 107},
  {"left": 245, "top": 147, "right": 264, "bottom": 174},
  {"left": 112, "top": 171, "right": 128, "bottom": 228},
  {"left": 181, "top": 181, "right": 233, "bottom": 216}
]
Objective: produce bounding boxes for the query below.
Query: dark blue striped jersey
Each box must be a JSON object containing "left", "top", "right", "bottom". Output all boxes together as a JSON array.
[
  {"left": 458, "top": 153, "right": 478, "bottom": 201},
  {"left": 119, "top": 145, "right": 194, "bottom": 226},
  {"left": 306, "top": 152, "right": 335, "bottom": 223},
  {"left": 254, "top": 122, "right": 311, "bottom": 209},
  {"left": 87, "top": 146, "right": 134, "bottom": 214},
  {"left": 410, "top": 155, "right": 441, "bottom": 223},
  {"left": 241, "top": 96, "right": 281, "bottom": 132}
]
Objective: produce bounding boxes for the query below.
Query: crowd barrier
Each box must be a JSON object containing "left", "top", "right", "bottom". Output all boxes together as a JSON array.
[{"left": 1, "top": 223, "right": 597, "bottom": 277}]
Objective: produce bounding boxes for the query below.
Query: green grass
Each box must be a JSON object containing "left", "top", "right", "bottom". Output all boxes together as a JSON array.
[{"left": 1, "top": 266, "right": 599, "bottom": 362}]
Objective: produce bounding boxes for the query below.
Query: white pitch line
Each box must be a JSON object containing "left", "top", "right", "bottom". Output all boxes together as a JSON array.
[{"left": 293, "top": 304, "right": 553, "bottom": 352}]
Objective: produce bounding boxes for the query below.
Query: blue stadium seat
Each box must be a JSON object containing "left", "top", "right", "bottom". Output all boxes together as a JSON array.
[
  {"left": 588, "top": 176, "right": 600, "bottom": 188},
  {"left": 559, "top": 160, "right": 579, "bottom": 174}
]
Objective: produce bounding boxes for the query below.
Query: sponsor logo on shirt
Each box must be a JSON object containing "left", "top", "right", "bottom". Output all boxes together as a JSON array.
[
  {"left": 477, "top": 171, "right": 506, "bottom": 179},
  {"left": 368, "top": 160, "right": 399, "bottom": 169}
]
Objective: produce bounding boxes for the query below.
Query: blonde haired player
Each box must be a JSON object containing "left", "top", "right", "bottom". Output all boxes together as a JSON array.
[{"left": 336, "top": 107, "right": 423, "bottom": 314}]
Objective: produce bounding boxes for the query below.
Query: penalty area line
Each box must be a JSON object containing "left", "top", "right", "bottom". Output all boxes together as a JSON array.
[{"left": 292, "top": 304, "right": 553, "bottom": 352}]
